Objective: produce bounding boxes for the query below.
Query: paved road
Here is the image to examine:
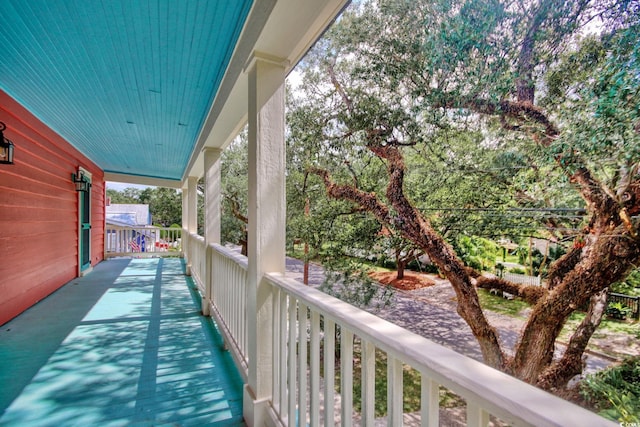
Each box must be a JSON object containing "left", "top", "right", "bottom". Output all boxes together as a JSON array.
[{"left": 284, "top": 257, "right": 611, "bottom": 373}]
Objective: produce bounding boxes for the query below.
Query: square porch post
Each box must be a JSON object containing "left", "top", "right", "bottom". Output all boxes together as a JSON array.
[
  {"left": 203, "top": 148, "right": 223, "bottom": 315},
  {"left": 182, "top": 189, "right": 189, "bottom": 231},
  {"left": 183, "top": 175, "right": 199, "bottom": 275},
  {"left": 244, "top": 52, "right": 287, "bottom": 426},
  {"left": 186, "top": 176, "right": 199, "bottom": 234}
]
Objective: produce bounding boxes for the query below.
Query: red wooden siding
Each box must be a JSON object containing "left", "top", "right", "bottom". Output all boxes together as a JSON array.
[{"left": 0, "top": 90, "right": 105, "bottom": 325}]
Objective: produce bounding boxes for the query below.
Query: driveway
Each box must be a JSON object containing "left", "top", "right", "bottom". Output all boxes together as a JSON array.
[{"left": 284, "top": 257, "right": 612, "bottom": 373}]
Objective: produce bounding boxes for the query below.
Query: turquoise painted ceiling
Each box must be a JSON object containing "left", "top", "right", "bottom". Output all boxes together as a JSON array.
[{"left": 0, "top": 0, "right": 253, "bottom": 182}]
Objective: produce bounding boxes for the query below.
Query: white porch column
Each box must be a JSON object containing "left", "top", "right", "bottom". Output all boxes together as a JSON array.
[
  {"left": 204, "top": 148, "right": 222, "bottom": 244},
  {"left": 187, "top": 176, "right": 199, "bottom": 234},
  {"left": 184, "top": 176, "right": 199, "bottom": 276},
  {"left": 203, "top": 148, "right": 223, "bottom": 316},
  {"left": 181, "top": 189, "right": 189, "bottom": 230},
  {"left": 181, "top": 188, "right": 188, "bottom": 262},
  {"left": 244, "top": 52, "right": 287, "bottom": 426}
]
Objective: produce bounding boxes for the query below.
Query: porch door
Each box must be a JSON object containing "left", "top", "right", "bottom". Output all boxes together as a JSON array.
[{"left": 79, "top": 182, "right": 91, "bottom": 272}]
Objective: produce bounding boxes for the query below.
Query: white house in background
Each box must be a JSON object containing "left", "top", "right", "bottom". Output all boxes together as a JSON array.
[
  {"left": 105, "top": 204, "right": 157, "bottom": 255},
  {"left": 105, "top": 203, "right": 151, "bottom": 227}
]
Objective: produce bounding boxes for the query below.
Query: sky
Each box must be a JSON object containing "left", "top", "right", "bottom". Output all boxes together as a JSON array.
[{"left": 106, "top": 182, "right": 151, "bottom": 191}]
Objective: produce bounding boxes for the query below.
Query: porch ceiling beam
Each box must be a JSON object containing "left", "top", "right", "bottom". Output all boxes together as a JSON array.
[{"left": 103, "top": 172, "right": 183, "bottom": 189}]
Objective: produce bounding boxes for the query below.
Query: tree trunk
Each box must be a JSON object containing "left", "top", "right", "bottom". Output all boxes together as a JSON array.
[
  {"left": 395, "top": 248, "right": 405, "bottom": 280},
  {"left": 397, "top": 261, "right": 405, "bottom": 280},
  {"left": 536, "top": 288, "right": 608, "bottom": 390},
  {"left": 512, "top": 226, "right": 640, "bottom": 385},
  {"left": 375, "top": 143, "right": 507, "bottom": 369}
]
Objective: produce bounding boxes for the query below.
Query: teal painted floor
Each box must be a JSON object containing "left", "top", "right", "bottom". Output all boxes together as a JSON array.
[{"left": 0, "top": 258, "right": 244, "bottom": 426}]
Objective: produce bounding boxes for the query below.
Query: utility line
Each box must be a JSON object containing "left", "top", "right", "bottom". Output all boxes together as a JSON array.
[{"left": 419, "top": 206, "right": 587, "bottom": 214}]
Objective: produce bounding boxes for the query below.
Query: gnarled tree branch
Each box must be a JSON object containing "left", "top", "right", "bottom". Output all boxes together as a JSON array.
[{"left": 476, "top": 276, "right": 547, "bottom": 305}]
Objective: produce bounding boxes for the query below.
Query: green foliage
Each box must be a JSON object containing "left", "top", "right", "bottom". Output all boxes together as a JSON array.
[
  {"left": 612, "top": 270, "right": 640, "bottom": 296},
  {"left": 150, "top": 187, "right": 183, "bottom": 228},
  {"left": 319, "top": 255, "right": 393, "bottom": 311},
  {"left": 285, "top": 0, "right": 640, "bottom": 386},
  {"left": 607, "top": 302, "right": 633, "bottom": 320},
  {"left": 106, "top": 187, "right": 142, "bottom": 204},
  {"left": 542, "top": 17, "right": 640, "bottom": 188},
  {"left": 581, "top": 356, "right": 640, "bottom": 423},
  {"left": 455, "top": 235, "right": 498, "bottom": 271},
  {"left": 220, "top": 132, "right": 249, "bottom": 247}
]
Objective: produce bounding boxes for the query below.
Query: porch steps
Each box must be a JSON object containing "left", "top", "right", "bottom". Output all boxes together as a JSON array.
[{"left": 0, "top": 258, "right": 244, "bottom": 426}]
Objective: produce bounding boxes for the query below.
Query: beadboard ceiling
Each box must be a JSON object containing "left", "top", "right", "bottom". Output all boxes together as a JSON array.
[{"left": 0, "top": 0, "right": 253, "bottom": 183}]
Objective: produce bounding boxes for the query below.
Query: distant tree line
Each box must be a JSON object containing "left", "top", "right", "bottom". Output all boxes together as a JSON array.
[{"left": 106, "top": 187, "right": 183, "bottom": 229}]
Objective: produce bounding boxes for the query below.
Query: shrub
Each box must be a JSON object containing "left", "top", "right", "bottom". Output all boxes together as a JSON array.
[
  {"left": 406, "top": 259, "right": 421, "bottom": 271},
  {"left": 612, "top": 269, "right": 640, "bottom": 296},
  {"left": 606, "top": 302, "right": 633, "bottom": 320},
  {"left": 422, "top": 263, "right": 440, "bottom": 274},
  {"left": 581, "top": 356, "right": 640, "bottom": 423}
]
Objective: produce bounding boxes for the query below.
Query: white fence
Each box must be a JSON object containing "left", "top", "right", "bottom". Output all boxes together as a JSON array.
[
  {"left": 105, "top": 226, "right": 182, "bottom": 258},
  {"left": 502, "top": 272, "right": 542, "bottom": 287},
  {"left": 184, "top": 231, "right": 614, "bottom": 427}
]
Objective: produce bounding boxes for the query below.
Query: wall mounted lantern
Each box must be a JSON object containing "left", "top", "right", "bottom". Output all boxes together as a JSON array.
[
  {"left": 72, "top": 169, "right": 91, "bottom": 192},
  {"left": 0, "top": 122, "right": 15, "bottom": 165}
]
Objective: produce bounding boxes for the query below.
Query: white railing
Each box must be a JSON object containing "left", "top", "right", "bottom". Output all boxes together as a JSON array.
[
  {"left": 105, "top": 226, "right": 182, "bottom": 258},
  {"left": 184, "top": 232, "right": 207, "bottom": 294},
  {"left": 185, "top": 242, "right": 614, "bottom": 427},
  {"left": 182, "top": 233, "right": 250, "bottom": 377},
  {"left": 211, "top": 243, "right": 249, "bottom": 375},
  {"left": 502, "top": 272, "right": 541, "bottom": 287}
]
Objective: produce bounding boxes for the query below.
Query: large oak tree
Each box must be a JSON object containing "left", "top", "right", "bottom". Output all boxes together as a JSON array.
[{"left": 290, "top": 0, "right": 640, "bottom": 389}]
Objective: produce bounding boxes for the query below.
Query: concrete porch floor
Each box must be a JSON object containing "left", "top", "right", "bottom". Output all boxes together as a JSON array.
[{"left": 0, "top": 258, "right": 244, "bottom": 426}]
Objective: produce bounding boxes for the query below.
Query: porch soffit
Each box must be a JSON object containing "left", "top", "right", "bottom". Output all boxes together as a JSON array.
[
  {"left": 0, "top": 0, "right": 253, "bottom": 184},
  {"left": 0, "top": 0, "right": 350, "bottom": 187}
]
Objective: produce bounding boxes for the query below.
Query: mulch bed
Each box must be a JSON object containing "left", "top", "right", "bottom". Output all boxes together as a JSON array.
[{"left": 369, "top": 270, "right": 435, "bottom": 291}]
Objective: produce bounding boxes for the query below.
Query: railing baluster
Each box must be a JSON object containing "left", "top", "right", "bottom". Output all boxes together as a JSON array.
[
  {"left": 466, "top": 402, "right": 490, "bottom": 427},
  {"left": 340, "top": 328, "right": 354, "bottom": 427},
  {"left": 388, "top": 355, "right": 403, "bottom": 426},
  {"left": 298, "top": 303, "right": 308, "bottom": 426},
  {"left": 323, "top": 319, "right": 335, "bottom": 427},
  {"left": 361, "top": 339, "right": 375, "bottom": 427},
  {"left": 105, "top": 226, "right": 182, "bottom": 258},
  {"left": 309, "top": 310, "right": 320, "bottom": 427},
  {"left": 288, "top": 296, "right": 297, "bottom": 427},
  {"left": 272, "top": 286, "right": 282, "bottom": 413},
  {"left": 279, "top": 291, "right": 289, "bottom": 419},
  {"left": 421, "top": 376, "right": 439, "bottom": 427},
  {"left": 181, "top": 243, "right": 616, "bottom": 427}
]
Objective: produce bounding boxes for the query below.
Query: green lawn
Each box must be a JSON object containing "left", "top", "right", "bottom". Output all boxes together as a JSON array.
[
  {"left": 477, "top": 288, "right": 639, "bottom": 339},
  {"left": 336, "top": 345, "right": 463, "bottom": 418},
  {"left": 477, "top": 289, "right": 530, "bottom": 319}
]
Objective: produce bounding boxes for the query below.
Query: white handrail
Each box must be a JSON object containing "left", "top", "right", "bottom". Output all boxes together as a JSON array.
[
  {"left": 210, "top": 243, "right": 249, "bottom": 374},
  {"left": 186, "top": 242, "right": 615, "bottom": 427},
  {"left": 104, "top": 225, "right": 182, "bottom": 258},
  {"left": 265, "top": 272, "right": 615, "bottom": 427}
]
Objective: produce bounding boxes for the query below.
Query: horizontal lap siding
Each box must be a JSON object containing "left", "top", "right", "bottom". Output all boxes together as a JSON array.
[{"left": 0, "top": 90, "right": 104, "bottom": 325}]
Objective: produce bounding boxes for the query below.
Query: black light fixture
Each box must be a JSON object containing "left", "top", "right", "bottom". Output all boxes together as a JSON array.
[
  {"left": 0, "top": 122, "right": 15, "bottom": 165},
  {"left": 72, "top": 169, "right": 91, "bottom": 192}
]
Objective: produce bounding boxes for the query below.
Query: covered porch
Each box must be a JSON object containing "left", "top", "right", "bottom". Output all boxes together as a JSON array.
[
  {"left": 0, "top": 0, "right": 617, "bottom": 425},
  {"left": 0, "top": 242, "right": 614, "bottom": 426}
]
